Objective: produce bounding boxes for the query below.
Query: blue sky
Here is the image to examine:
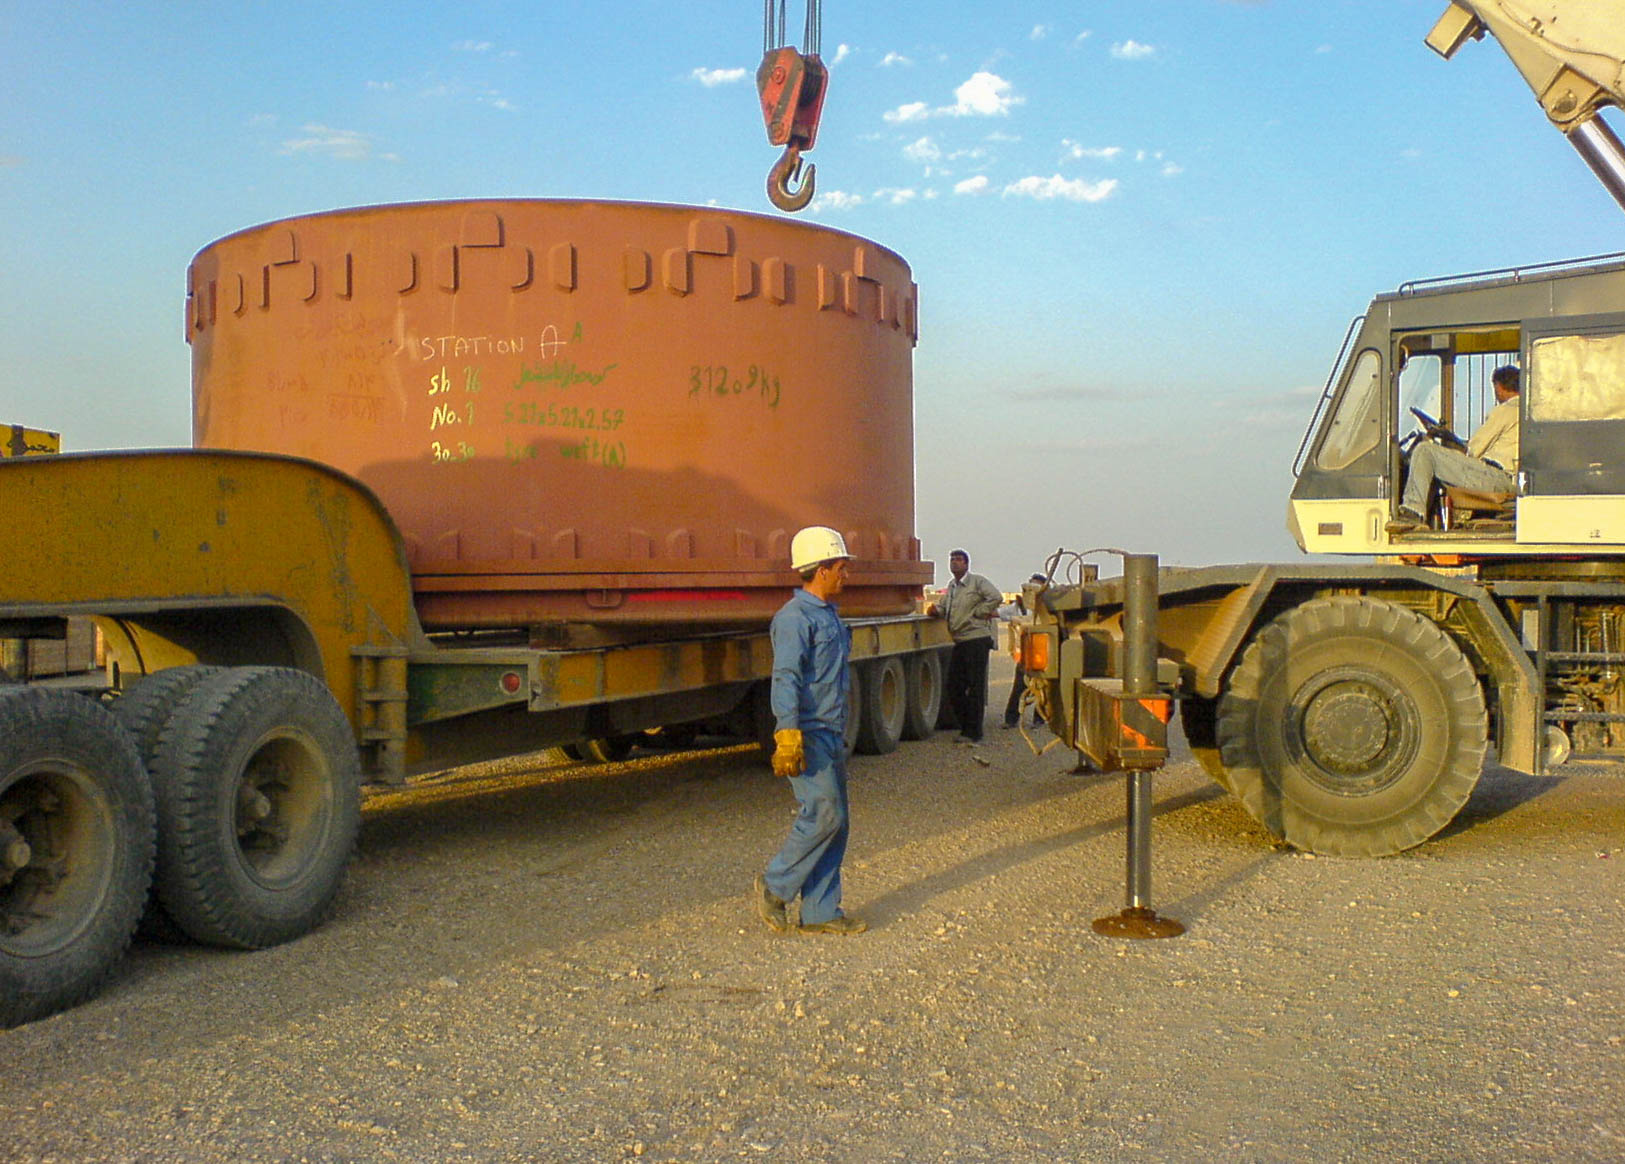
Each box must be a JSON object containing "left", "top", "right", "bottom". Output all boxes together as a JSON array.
[{"left": 2, "top": 1, "right": 1620, "bottom": 587}]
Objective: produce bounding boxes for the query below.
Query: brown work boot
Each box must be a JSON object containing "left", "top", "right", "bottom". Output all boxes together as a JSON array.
[
  {"left": 798, "top": 914, "right": 867, "bottom": 936},
  {"left": 754, "top": 874, "right": 790, "bottom": 934},
  {"left": 1385, "top": 505, "right": 1425, "bottom": 534}
]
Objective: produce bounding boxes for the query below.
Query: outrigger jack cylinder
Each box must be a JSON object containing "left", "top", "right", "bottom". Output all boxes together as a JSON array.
[{"left": 1092, "top": 553, "right": 1185, "bottom": 940}]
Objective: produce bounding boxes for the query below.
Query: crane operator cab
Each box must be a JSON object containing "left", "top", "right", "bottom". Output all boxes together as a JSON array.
[{"left": 1288, "top": 254, "right": 1625, "bottom": 561}]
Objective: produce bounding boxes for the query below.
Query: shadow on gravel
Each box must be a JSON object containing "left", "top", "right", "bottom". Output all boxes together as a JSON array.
[
  {"left": 1160, "top": 849, "right": 1284, "bottom": 922},
  {"left": 860, "top": 782, "right": 1226, "bottom": 927},
  {"left": 357, "top": 743, "right": 764, "bottom": 856},
  {"left": 1432, "top": 759, "right": 1566, "bottom": 843}
]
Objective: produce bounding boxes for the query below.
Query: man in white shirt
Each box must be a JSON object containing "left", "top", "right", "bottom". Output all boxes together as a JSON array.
[{"left": 1391, "top": 364, "right": 1520, "bottom": 530}]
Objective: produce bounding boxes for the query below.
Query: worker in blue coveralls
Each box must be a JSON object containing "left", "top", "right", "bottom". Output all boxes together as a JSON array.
[{"left": 753, "top": 525, "right": 868, "bottom": 936}]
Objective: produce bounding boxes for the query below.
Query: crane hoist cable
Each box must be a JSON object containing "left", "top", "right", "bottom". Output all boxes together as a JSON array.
[{"left": 757, "top": 1, "right": 826, "bottom": 212}]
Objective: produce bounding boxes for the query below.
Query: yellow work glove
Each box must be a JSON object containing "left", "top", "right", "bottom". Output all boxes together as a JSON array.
[{"left": 772, "top": 728, "right": 805, "bottom": 778}]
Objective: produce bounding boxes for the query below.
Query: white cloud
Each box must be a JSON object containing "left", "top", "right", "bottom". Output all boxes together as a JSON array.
[
  {"left": 279, "top": 125, "right": 396, "bottom": 162},
  {"left": 1003, "top": 174, "right": 1119, "bottom": 203},
  {"left": 452, "top": 40, "right": 493, "bottom": 53},
  {"left": 1240, "top": 405, "right": 1311, "bottom": 428},
  {"left": 1014, "top": 385, "right": 1130, "bottom": 403},
  {"left": 829, "top": 43, "right": 852, "bottom": 66},
  {"left": 1062, "top": 140, "right": 1123, "bottom": 161},
  {"left": 692, "top": 66, "right": 748, "bottom": 87},
  {"left": 364, "top": 81, "right": 394, "bottom": 92},
  {"left": 903, "top": 136, "right": 942, "bottom": 164},
  {"left": 883, "top": 71, "right": 1022, "bottom": 125},
  {"left": 880, "top": 51, "right": 912, "bottom": 67},
  {"left": 1031, "top": 25, "right": 1050, "bottom": 41},
  {"left": 1031, "top": 433, "right": 1154, "bottom": 453},
  {"left": 815, "top": 190, "right": 864, "bottom": 211},
  {"left": 1073, "top": 31, "right": 1093, "bottom": 47},
  {"left": 874, "top": 187, "right": 919, "bottom": 206},
  {"left": 1110, "top": 40, "right": 1156, "bottom": 60},
  {"left": 954, "top": 175, "right": 991, "bottom": 195},
  {"left": 949, "top": 71, "right": 1022, "bottom": 117},
  {"left": 1233, "top": 384, "right": 1320, "bottom": 427},
  {"left": 1160, "top": 161, "right": 1183, "bottom": 177},
  {"left": 883, "top": 101, "right": 931, "bottom": 124}
]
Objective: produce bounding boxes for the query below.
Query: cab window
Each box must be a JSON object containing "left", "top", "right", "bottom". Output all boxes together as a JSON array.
[
  {"left": 1529, "top": 332, "right": 1625, "bottom": 421},
  {"left": 1315, "top": 349, "right": 1382, "bottom": 470},
  {"left": 1397, "top": 353, "right": 1442, "bottom": 442}
]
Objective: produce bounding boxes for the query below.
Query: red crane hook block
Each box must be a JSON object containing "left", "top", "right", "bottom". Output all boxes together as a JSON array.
[{"left": 758, "top": 46, "right": 827, "bottom": 212}]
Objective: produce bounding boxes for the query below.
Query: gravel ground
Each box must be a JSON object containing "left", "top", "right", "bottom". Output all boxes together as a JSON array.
[{"left": 5, "top": 654, "right": 1623, "bottom": 1163}]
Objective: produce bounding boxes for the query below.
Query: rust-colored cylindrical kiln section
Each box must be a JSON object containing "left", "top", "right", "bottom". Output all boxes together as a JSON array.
[{"left": 187, "top": 200, "right": 928, "bottom": 631}]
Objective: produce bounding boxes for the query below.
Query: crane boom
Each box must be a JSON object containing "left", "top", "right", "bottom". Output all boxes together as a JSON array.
[{"left": 1428, "top": 1, "right": 1625, "bottom": 211}]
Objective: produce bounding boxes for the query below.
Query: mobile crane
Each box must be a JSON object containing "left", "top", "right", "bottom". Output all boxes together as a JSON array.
[{"left": 1023, "top": 1, "right": 1625, "bottom": 858}]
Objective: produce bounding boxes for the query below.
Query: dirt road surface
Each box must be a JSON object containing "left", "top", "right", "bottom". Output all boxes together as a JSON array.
[{"left": 5, "top": 657, "right": 1623, "bottom": 1163}]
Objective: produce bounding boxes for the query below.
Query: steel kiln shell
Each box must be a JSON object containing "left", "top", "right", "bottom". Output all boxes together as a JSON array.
[{"left": 187, "top": 200, "right": 927, "bottom": 630}]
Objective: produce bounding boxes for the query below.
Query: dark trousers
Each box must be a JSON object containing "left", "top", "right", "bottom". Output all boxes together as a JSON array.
[{"left": 946, "top": 638, "right": 994, "bottom": 740}]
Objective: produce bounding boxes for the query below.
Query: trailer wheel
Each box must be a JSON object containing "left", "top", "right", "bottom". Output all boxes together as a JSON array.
[
  {"left": 150, "top": 667, "right": 361, "bottom": 949},
  {"left": 934, "top": 648, "right": 959, "bottom": 731},
  {"left": 111, "top": 666, "right": 224, "bottom": 943},
  {"left": 855, "top": 657, "right": 906, "bottom": 755},
  {"left": 1179, "top": 697, "right": 1233, "bottom": 793},
  {"left": 577, "top": 736, "right": 636, "bottom": 764},
  {"left": 0, "top": 689, "right": 155, "bottom": 1028},
  {"left": 901, "top": 650, "right": 943, "bottom": 741},
  {"left": 1217, "top": 596, "right": 1487, "bottom": 857},
  {"left": 843, "top": 665, "right": 861, "bottom": 757},
  {"left": 112, "top": 666, "right": 224, "bottom": 768}
]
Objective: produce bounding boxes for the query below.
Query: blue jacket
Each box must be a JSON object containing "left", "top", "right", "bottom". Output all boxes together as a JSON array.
[{"left": 770, "top": 588, "right": 851, "bottom": 734}]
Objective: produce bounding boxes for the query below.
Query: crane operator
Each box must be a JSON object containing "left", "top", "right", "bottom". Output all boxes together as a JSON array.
[{"left": 1390, "top": 364, "right": 1520, "bottom": 532}]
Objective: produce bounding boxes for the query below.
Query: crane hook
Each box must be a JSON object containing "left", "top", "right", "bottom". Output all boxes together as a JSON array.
[{"left": 767, "top": 145, "right": 816, "bottom": 213}]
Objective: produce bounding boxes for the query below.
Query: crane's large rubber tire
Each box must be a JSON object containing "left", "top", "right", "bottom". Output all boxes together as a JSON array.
[
  {"left": 1217, "top": 597, "right": 1487, "bottom": 857},
  {"left": 0, "top": 689, "right": 155, "bottom": 1028},
  {"left": 855, "top": 656, "right": 906, "bottom": 755},
  {"left": 900, "top": 649, "right": 944, "bottom": 741},
  {"left": 1179, "top": 696, "right": 1233, "bottom": 793},
  {"left": 150, "top": 667, "right": 361, "bottom": 949}
]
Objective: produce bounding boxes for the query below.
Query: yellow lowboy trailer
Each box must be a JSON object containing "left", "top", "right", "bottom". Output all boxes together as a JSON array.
[{"left": 0, "top": 450, "right": 949, "bottom": 1027}]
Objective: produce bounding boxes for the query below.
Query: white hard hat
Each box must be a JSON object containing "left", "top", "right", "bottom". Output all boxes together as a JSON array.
[{"left": 790, "top": 525, "right": 851, "bottom": 571}]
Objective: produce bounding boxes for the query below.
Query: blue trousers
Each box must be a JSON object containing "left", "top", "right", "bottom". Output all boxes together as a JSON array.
[
  {"left": 1402, "top": 441, "right": 1514, "bottom": 514},
  {"left": 764, "top": 729, "right": 849, "bottom": 926}
]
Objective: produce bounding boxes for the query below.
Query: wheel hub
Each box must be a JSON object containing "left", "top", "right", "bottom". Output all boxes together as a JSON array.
[
  {"left": 1300, "top": 682, "right": 1394, "bottom": 774},
  {"left": 0, "top": 765, "right": 115, "bottom": 955},
  {"left": 1289, "top": 666, "right": 1419, "bottom": 796},
  {"left": 232, "top": 734, "right": 325, "bottom": 888}
]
